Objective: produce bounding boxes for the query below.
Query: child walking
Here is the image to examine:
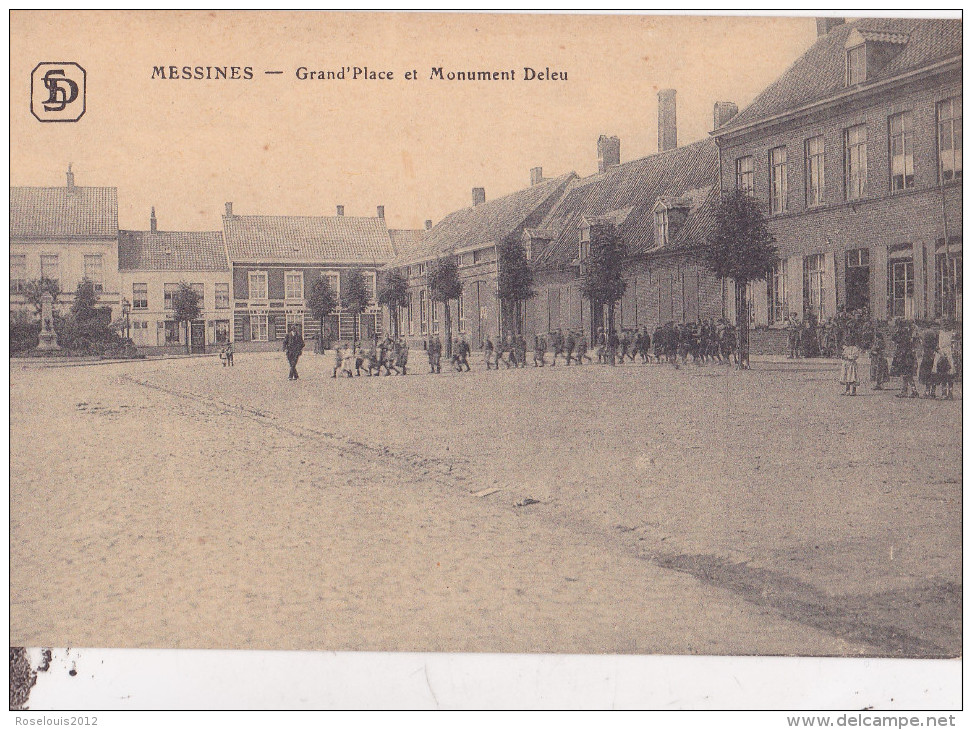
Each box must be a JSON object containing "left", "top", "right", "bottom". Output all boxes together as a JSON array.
[{"left": 840, "top": 339, "right": 861, "bottom": 396}]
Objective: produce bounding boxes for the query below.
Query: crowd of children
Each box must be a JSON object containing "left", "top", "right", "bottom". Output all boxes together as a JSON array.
[{"left": 331, "top": 336, "right": 410, "bottom": 377}]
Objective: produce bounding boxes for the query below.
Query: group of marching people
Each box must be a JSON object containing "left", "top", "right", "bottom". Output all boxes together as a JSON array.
[
  {"left": 839, "top": 320, "right": 960, "bottom": 399},
  {"left": 332, "top": 336, "right": 410, "bottom": 377}
]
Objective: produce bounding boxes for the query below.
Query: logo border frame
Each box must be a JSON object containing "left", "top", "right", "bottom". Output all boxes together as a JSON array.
[{"left": 31, "top": 61, "right": 87, "bottom": 123}]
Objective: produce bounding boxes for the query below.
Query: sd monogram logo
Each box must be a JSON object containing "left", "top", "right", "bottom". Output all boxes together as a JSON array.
[{"left": 31, "top": 62, "right": 86, "bottom": 122}]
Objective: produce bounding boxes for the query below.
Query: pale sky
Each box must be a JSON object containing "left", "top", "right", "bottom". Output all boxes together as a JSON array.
[{"left": 10, "top": 12, "right": 819, "bottom": 232}]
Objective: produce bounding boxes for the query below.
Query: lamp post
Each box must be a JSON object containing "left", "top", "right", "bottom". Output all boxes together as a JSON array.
[{"left": 121, "top": 297, "right": 131, "bottom": 340}]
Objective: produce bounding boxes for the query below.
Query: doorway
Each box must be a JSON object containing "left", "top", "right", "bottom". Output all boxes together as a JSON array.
[{"left": 190, "top": 320, "right": 206, "bottom": 354}]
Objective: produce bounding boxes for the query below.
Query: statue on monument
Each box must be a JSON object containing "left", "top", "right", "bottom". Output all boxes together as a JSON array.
[{"left": 36, "top": 292, "right": 60, "bottom": 351}]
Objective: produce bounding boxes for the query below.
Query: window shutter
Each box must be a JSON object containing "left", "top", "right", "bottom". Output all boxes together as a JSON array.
[
  {"left": 752, "top": 278, "right": 769, "bottom": 326},
  {"left": 785, "top": 256, "right": 804, "bottom": 319},
  {"left": 823, "top": 252, "right": 837, "bottom": 319}
]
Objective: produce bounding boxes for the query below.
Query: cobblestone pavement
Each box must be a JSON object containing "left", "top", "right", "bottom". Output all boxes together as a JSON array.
[{"left": 10, "top": 352, "right": 961, "bottom": 656}]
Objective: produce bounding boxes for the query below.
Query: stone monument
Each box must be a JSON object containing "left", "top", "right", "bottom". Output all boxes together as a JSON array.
[{"left": 36, "top": 292, "right": 60, "bottom": 351}]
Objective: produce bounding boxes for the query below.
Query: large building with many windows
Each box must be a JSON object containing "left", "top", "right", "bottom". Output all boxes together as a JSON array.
[
  {"left": 118, "top": 208, "right": 232, "bottom": 354},
  {"left": 221, "top": 203, "right": 399, "bottom": 349},
  {"left": 712, "top": 17, "right": 962, "bottom": 334},
  {"left": 10, "top": 167, "right": 121, "bottom": 317}
]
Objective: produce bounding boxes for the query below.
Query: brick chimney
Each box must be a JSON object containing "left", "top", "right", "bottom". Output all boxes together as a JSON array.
[
  {"left": 713, "top": 101, "right": 739, "bottom": 131},
  {"left": 472, "top": 187, "right": 486, "bottom": 206},
  {"left": 530, "top": 166, "right": 544, "bottom": 186},
  {"left": 150, "top": 207, "right": 157, "bottom": 233},
  {"left": 816, "top": 17, "right": 845, "bottom": 37},
  {"left": 336, "top": 205, "right": 345, "bottom": 216},
  {"left": 425, "top": 219, "right": 433, "bottom": 230},
  {"left": 377, "top": 205, "right": 385, "bottom": 219},
  {"left": 224, "top": 202, "right": 233, "bottom": 217},
  {"left": 597, "top": 135, "right": 621, "bottom": 173},
  {"left": 66, "top": 164, "right": 75, "bottom": 188},
  {"left": 658, "top": 89, "right": 677, "bottom": 152}
]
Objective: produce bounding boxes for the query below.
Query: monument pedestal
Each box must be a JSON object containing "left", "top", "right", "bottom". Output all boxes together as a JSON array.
[{"left": 36, "top": 292, "right": 60, "bottom": 351}]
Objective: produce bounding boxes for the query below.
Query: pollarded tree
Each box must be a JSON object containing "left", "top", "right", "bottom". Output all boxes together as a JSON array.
[
  {"left": 497, "top": 239, "right": 535, "bottom": 336},
  {"left": 701, "top": 188, "right": 779, "bottom": 369},
  {"left": 377, "top": 269, "right": 409, "bottom": 337},
  {"left": 306, "top": 275, "right": 338, "bottom": 350},
  {"left": 341, "top": 268, "right": 372, "bottom": 344},
  {"left": 172, "top": 281, "right": 202, "bottom": 354},
  {"left": 428, "top": 255, "right": 463, "bottom": 358},
  {"left": 580, "top": 223, "right": 627, "bottom": 338}
]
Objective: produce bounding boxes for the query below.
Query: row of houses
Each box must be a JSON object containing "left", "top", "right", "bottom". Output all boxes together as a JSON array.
[{"left": 10, "top": 17, "right": 962, "bottom": 355}]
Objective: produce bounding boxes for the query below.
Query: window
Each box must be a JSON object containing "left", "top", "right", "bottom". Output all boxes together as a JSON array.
[
  {"left": 248, "top": 271, "right": 268, "bottom": 300},
  {"left": 844, "top": 124, "right": 867, "bottom": 201},
  {"left": 473, "top": 247, "right": 494, "bottom": 265},
  {"left": 654, "top": 209, "right": 669, "bottom": 247},
  {"left": 214, "top": 320, "right": 231, "bottom": 344},
  {"left": 133, "top": 283, "right": 148, "bottom": 309},
  {"left": 419, "top": 289, "right": 428, "bottom": 335},
  {"left": 846, "top": 44, "right": 866, "bottom": 86},
  {"left": 458, "top": 294, "right": 466, "bottom": 333},
  {"left": 767, "top": 261, "right": 785, "bottom": 325},
  {"left": 735, "top": 155, "right": 754, "bottom": 196},
  {"left": 805, "top": 136, "right": 825, "bottom": 207},
  {"left": 890, "top": 259, "right": 915, "bottom": 319},
  {"left": 164, "top": 320, "right": 181, "bottom": 344},
  {"left": 803, "top": 253, "right": 826, "bottom": 321},
  {"left": 83, "top": 254, "right": 104, "bottom": 291},
  {"left": 10, "top": 255, "right": 26, "bottom": 293},
  {"left": 285, "top": 312, "right": 303, "bottom": 337},
  {"left": 163, "top": 283, "right": 179, "bottom": 310},
  {"left": 579, "top": 226, "right": 591, "bottom": 262},
  {"left": 250, "top": 314, "right": 269, "bottom": 341},
  {"left": 769, "top": 147, "right": 788, "bottom": 214},
  {"left": 40, "top": 254, "right": 59, "bottom": 287},
  {"left": 322, "top": 271, "right": 340, "bottom": 299},
  {"left": 417, "top": 262, "right": 427, "bottom": 276},
  {"left": 431, "top": 298, "right": 440, "bottom": 335},
  {"left": 455, "top": 255, "right": 464, "bottom": 269},
  {"left": 889, "top": 111, "right": 914, "bottom": 192},
  {"left": 936, "top": 252, "right": 962, "bottom": 320},
  {"left": 284, "top": 271, "right": 304, "bottom": 300},
  {"left": 937, "top": 97, "right": 962, "bottom": 183},
  {"left": 191, "top": 283, "right": 204, "bottom": 307},
  {"left": 364, "top": 271, "right": 377, "bottom": 301},
  {"left": 215, "top": 282, "right": 230, "bottom": 309},
  {"left": 407, "top": 292, "right": 414, "bottom": 335}
]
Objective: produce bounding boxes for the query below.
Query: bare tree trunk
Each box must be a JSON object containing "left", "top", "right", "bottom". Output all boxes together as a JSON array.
[
  {"left": 444, "top": 301, "right": 453, "bottom": 359},
  {"left": 735, "top": 280, "right": 750, "bottom": 369}
]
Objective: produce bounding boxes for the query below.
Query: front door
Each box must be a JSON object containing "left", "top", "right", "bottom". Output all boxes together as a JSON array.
[{"left": 190, "top": 320, "right": 206, "bottom": 353}]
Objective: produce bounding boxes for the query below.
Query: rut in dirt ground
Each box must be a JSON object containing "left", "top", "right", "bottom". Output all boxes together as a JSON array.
[{"left": 122, "top": 372, "right": 958, "bottom": 658}]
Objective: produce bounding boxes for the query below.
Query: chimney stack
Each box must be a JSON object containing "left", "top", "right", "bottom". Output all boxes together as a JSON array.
[
  {"left": 530, "top": 166, "right": 544, "bottom": 186},
  {"left": 658, "top": 89, "right": 677, "bottom": 152},
  {"left": 472, "top": 187, "right": 486, "bottom": 206},
  {"left": 150, "top": 207, "right": 157, "bottom": 233},
  {"left": 336, "top": 205, "right": 345, "bottom": 216},
  {"left": 225, "top": 202, "right": 233, "bottom": 217},
  {"left": 66, "top": 164, "right": 75, "bottom": 189},
  {"left": 713, "top": 101, "right": 739, "bottom": 131},
  {"left": 816, "top": 17, "right": 845, "bottom": 37},
  {"left": 425, "top": 219, "right": 433, "bottom": 230},
  {"left": 597, "top": 135, "right": 621, "bottom": 173},
  {"left": 377, "top": 205, "right": 385, "bottom": 219}
]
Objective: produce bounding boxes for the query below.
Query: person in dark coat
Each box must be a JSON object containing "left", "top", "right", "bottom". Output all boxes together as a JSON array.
[
  {"left": 891, "top": 321, "right": 919, "bottom": 398},
  {"left": 283, "top": 325, "right": 305, "bottom": 380}
]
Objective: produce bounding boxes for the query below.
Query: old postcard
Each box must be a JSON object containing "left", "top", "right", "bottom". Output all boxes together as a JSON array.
[{"left": 8, "top": 10, "right": 962, "bottom": 709}]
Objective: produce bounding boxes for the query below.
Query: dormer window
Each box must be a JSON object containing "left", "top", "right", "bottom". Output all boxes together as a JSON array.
[
  {"left": 579, "top": 225, "right": 591, "bottom": 261},
  {"left": 846, "top": 44, "right": 866, "bottom": 86},
  {"left": 654, "top": 208, "right": 669, "bottom": 247}
]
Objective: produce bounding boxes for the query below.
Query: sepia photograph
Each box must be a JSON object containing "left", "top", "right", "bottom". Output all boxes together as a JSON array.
[{"left": 8, "top": 10, "right": 962, "bottom": 711}]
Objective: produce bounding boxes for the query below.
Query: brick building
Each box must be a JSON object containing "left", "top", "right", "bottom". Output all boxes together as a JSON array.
[
  {"left": 222, "top": 203, "right": 399, "bottom": 350},
  {"left": 118, "top": 208, "right": 232, "bottom": 354},
  {"left": 383, "top": 173, "right": 575, "bottom": 349},
  {"left": 10, "top": 167, "right": 121, "bottom": 317},
  {"left": 712, "top": 16, "right": 962, "bottom": 340}
]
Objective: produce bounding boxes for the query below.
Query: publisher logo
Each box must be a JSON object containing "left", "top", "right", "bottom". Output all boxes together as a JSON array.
[{"left": 31, "top": 62, "right": 86, "bottom": 122}]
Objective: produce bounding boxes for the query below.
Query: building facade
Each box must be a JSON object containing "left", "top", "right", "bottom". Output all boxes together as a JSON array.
[
  {"left": 10, "top": 168, "right": 121, "bottom": 317},
  {"left": 222, "top": 203, "right": 398, "bottom": 350},
  {"left": 118, "top": 209, "right": 232, "bottom": 354},
  {"left": 713, "top": 17, "right": 962, "bottom": 333}
]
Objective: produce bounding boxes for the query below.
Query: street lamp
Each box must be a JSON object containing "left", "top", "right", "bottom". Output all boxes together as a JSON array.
[{"left": 121, "top": 297, "right": 131, "bottom": 340}]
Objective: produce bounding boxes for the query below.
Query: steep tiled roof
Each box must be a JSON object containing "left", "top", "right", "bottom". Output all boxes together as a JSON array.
[
  {"left": 386, "top": 173, "right": 576, "bottom": 267},
  {"left": 119, "top": 230, "right": 229, "bottom": 271},
  {"left": 388, "top": 228, "right": 427, "bottom": 257},
  {"left": 719, "top": 17, "right": 962, "bottom": 133},
  {"left": 223, "top": 214, "right": 396, "bottom": 264},
  {"left": 533, "top": 139, "right": 719, "bottom": 268},
  {"left": 10, "top": 186, "right": 118, "bottom": 238}
]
